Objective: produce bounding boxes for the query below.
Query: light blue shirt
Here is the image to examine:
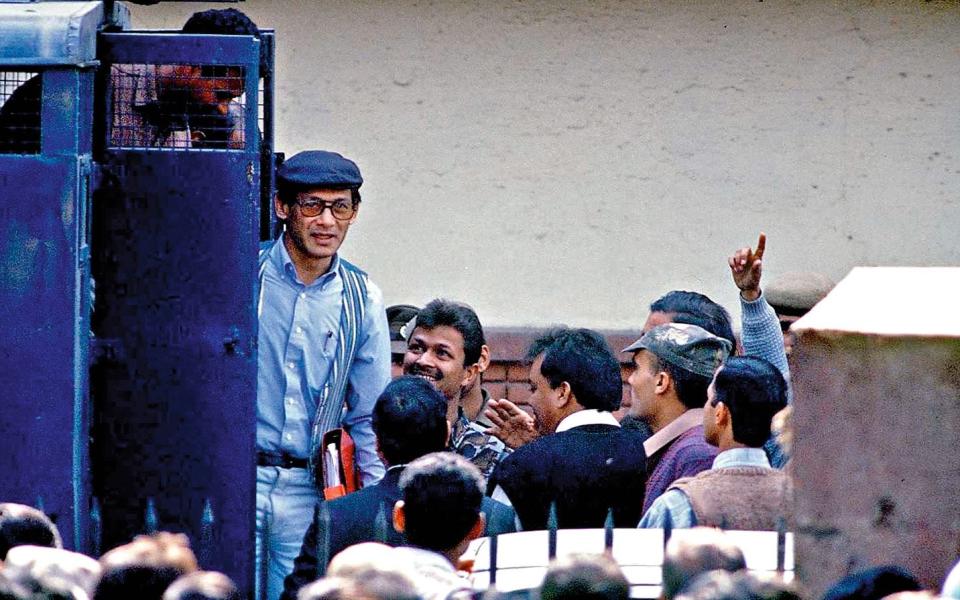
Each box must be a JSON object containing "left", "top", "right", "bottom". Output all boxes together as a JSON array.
[
  {"left": 638, "top": 448, "right": 771, "bottom": 529},
  {"left": 257, "top": 236, "right": 390, "bottom": 485}
]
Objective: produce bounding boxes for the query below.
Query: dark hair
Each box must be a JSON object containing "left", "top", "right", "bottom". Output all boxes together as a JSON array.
[
  {"left": 415, "top": 299, "right": 485, "bottom": 366},
  {"left": 711, "top": 357, "right": 788, "bottom": 447},
  {"left": 821, "top": 565, "right": 921, "bottom": 600},
  {"left": 372, "top": 376, "right": 448, "bottom": 465},
  {"left": 162, "top": 572, "right": 241, "bottom": 600},
  {"left": 540, "top": 553, "right": 630, "bottom": 600},
  {"left": 651, "top": 354, "right": 712, "bottom": 411},
  {"left": 0, "top": 504, "right": 61, "bottom": 560},
  {"left": 526, "top": 327, "right": 622, "bottom": 412},
  {"left": 398, "top": 452, "right": 483, "bottom": 552},
  {"left": 662, "top": 529, "right": 746, "bottom": 600},
  {"left": 94, "top": 566, "right": 186, "bottom": 600},
  {"left": 650, "top": 291, "right": 736, "bottom": 350},
  {"left": 181, "top": 9, "right": 260, "bottom": 37}
]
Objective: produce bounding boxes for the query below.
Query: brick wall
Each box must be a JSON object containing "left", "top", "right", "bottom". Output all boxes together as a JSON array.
[{"left": 483, "top": 327, "right": 639, "bottom": 407}]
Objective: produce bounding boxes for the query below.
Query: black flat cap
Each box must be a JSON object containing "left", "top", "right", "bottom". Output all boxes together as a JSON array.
[{"left": 277, "top": 150, "right": 363, "bottom": 189}]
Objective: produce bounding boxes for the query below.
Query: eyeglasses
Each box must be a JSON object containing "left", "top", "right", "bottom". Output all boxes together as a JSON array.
[{"left": 295, "top": 196, "right": 357, "bottom": 221}]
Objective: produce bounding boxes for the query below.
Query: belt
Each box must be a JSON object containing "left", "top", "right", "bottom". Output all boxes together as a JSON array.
[{"left": 256, "top": 450, "right": 309, "bottom": 469}]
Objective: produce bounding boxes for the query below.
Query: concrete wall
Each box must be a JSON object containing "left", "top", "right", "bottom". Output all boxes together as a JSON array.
[{"left": 129, "top": 1, "right": 960, "bottom": 328}]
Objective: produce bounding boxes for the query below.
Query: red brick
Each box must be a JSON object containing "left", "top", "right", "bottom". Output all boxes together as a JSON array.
[
  {"left": 507, "top": 363, "right": 529, "bottom": 381},
  {"left": 484, "top": 363, "right": 507, "bottom": 382},
  {"left": 506, "top": 382, "right": 530, "bottom": 403},
  {"left": 484, "top": 382, "right": 507, "bottom": 401}
]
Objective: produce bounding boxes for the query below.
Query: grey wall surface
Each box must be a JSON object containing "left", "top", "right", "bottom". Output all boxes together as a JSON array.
[{"left": 130, "top": 1, "right": 960, "bottom": 328}]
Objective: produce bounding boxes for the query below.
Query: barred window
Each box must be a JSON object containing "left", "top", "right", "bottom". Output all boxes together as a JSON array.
[
  {"left": 108, "top": 63, "right": 247, "bottom": 151},
  {"left": 0, "top": 71, "right": 41, "bottom": 154}
]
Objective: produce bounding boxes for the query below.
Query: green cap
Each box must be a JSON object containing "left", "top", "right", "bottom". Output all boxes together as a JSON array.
[{"left": 622, "top": 323, "right": 732, "bottom": 378}]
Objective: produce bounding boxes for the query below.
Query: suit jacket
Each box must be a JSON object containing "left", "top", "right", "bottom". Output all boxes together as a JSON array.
[
  {"left": 488, "top": 424, "right": 647, "bottom": 531},
  {"left": 280, "top": 466, "right": 517, "bottom": 600}
]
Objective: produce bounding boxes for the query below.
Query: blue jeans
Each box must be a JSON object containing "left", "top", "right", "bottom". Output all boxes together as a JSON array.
[{"left": 255, "top": 465, "right": 321, "bottom": 600}]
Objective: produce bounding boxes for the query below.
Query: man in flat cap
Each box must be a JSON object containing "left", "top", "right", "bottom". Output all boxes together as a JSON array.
[
  {"left": 621, "top": 323, "right": 733, "bottom": 514},
  {"left": 255, "top": 150, "right": 390, "bottom": 599}
]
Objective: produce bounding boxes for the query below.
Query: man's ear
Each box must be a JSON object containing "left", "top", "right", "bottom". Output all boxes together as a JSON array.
[
  {"left": 555, "top": 381, "right": 574, "bottom": 408},
  {"left": 654, "top": 370, "right": 672, "bottom": 396},
  {"left": 349, "top": 201, "right": 360, "bottom": 224},
  {"left": 392, "top": 501, "right": 406, "bottom": 535},
  {"left": 467, "top": 513, "right": 485, "bottom": 542},
  {"left": 715, "top": 401, "right": 730, "bottom": 429},
  {"left": 460, "top": 362, "right": 481, "bottom": 391},
  {"left": 274, "top": 194, "right": 289, "bottom": 221},
  {"left": 478, "top": 345, "right": 491, "bottom": 374}
]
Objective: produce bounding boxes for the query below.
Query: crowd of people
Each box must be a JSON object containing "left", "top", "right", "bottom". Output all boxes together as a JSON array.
[
  {"left": 1, "top": 6, "right": 956, "bottom": 600},
  {"left": 2, "top": 499, "right": 960, "bottom": 600}
]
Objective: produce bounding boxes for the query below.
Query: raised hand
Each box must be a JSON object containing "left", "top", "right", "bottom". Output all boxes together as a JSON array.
[
  {"left": 484, "top": 398, "right": 538, "bottom": 450},
  {"left": 729, "top": 232, "right": 766, "bottom": 301}
]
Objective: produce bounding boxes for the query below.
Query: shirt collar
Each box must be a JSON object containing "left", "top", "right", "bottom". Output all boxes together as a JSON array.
[
  {"left": 555, "top": 409, "right": 620, "bottom": 433},
  {"left": 643, "top": 409, "right": 704, "bottom": 457},
  {"left": 712, "top": 447, "right": 770, "bottom": 469},
  {"left": 274, "top": 234, "right": 340, "bottom": 285}
]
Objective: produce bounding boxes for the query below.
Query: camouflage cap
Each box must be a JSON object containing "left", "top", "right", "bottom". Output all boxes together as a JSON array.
[{"left": 622, "top": 323, "right": 732, "bottom": 378}]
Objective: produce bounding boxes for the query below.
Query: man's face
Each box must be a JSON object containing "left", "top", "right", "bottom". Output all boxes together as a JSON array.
[
  {"left": 162, "top": 65, "right": 244, "bottom": 115},
  {"left": 623, "top": 350, "right": 659, "bottom": 420},
  {"left": 703, "top": 369, "right": 722, "bottom": 446},
  {"left": 275, "top": 188, "right": 355, "bottom": 267},
  {"left": 402, "top": 326, "right": 472, "bottom": 402},
  {"left": 524, "top": 354, "right": 563, "bottom": 436}
]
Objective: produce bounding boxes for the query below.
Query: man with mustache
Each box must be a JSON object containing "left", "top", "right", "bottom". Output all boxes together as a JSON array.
[
  {"left": 402, "top": 299, "right": 506, "bottom": 481},
  {"left": 256, "top": 150, "right": 391, "bottom": 599}
]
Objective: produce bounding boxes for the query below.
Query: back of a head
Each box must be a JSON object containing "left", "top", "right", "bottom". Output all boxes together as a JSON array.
[
  {"left": 373, "top": 376, "right": 449, "bottom": 465},
  {"left": 94, "top": 532, "right": 199, "bottom": 600},
  {"left": 181, "top": 8, "right": 259, "bottom": 37},
  {"left": 678, "top": 570, "right": 800, "bottom": 600},
  {"left": 398, "top": 452, "right": 484, "bottom": 552},
  {"left": 0, "top": 503, "right": 62, "bottom": 560},
  {"left": 662, "top": 528, "right": 746, "bottom": 600},
  {"left": 162, "top": 571, "right": 240, "bottom": 600},
  {"left": 527, "top": 327, "right": 622, "bottom": 412},
  {"left": 2, "top": 545, "right": 101, "bottom": 600},
  {"left": 711, "top": 357, "right": 788, "bottom": 447},
  {"left": 539, "top": 553, "right": 630, "bottom": 600},
  {"left": 297, "top": 571, "right": 421, "bottom": 600},
  {"left": 649, "top": 291, "right": 736, "bottom": 350},
  {"left": 415, "top": 299, "right": 486, "bottom": 365},
  {"left": 821, "top": 565, "right": 921, "bottom": 600}
]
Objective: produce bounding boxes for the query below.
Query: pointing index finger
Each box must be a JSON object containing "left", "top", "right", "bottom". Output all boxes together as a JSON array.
[{"left": 754, "top": 232, "right": 767, "bottom": 261}]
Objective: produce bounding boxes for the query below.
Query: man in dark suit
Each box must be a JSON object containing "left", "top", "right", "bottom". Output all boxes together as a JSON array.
[
  {"left": 488, "top": 328, "right": 647, "bottom": 530},
  {"left": 280, "top": 376, "right": 516, "bottom": 599}
]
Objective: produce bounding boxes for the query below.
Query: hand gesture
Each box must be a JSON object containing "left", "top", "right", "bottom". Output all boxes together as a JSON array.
[
  {"left": 729, "top": 232, "right": 766, "bottom": 301},
  {"left": 484, "top": 398, "right": 538, "bottom": 450}
]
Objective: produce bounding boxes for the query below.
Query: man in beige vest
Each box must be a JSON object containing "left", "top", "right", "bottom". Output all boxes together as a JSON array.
[{"left": 639, "top": 356, "right": 790, "bottom": 530}]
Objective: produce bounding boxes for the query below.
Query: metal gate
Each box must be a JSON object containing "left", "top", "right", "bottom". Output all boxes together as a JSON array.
[{"left": 89, "top": 29, "right": 264, "bottom": 593}]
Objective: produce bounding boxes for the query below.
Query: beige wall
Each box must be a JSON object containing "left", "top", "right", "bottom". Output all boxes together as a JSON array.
[{"left": 130, "top": 1, "right": 960, "bottom": 328}]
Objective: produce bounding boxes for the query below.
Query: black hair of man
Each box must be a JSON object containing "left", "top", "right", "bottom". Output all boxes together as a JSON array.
[
  {"left": 710, "top": 356, "right": 788, "bottom": 447},
  {"left": 162, "top": 572, "right": 241, "bottom": 600},
  {"left": 662, "top": 528, "right": 746, "bottom": 600},
  {"left": 181, "top": 9, "right": 260, "bottom": 37},
  {"left": 650, "top": 291, "right": 736, "bottom": 350},
  {"left": 651, "top": 353, "right": 712, "bottom": 411},
  {"left": 821, "top": 565, "right": 921, "bottom": 600},
  {"left": 398, "top": 452, "right": 484, "bottom": 552},
  {"left": 540, "top": 553, "right": 630, "bottom": 600},
  {"left": 415, "top": 299, "right": 486, "bottom": 366},
  {"left": 0, "top": 504, "right": 62, "bottom": 560},
  {"left": 372, "top": 376, "right": 448, "bottom": 465},
  {"left": 525, "top": 327, "right": 622, "bottom": 412}
]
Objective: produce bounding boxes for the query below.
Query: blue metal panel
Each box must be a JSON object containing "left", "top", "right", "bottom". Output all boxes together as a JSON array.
[
  {"left": 91, "top": 32, "right": 261, "bottom": 594},
  {"left": 0, "top": 154, "right": 91, "bottom": 552},
  {"left": 0, "top": 2, "right": 128, "bottom": 66}
]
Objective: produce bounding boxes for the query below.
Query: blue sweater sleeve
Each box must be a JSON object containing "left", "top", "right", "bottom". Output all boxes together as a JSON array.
[{"left": 740, "top": 291, "right": 792, "bottom": 402}]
